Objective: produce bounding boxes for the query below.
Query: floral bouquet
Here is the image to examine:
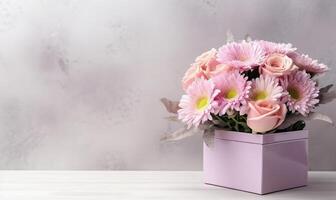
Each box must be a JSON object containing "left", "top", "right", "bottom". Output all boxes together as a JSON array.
[{"left": 161, "top": 34, "right": 334, "bottom": 145}]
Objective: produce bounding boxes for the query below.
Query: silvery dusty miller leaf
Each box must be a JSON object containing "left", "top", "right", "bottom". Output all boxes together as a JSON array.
[
  {"left": 160, "top": 98, "right": 180, "bottom": 114},
  {"left": 318, "top": 84, "right": 335, "bottom": 104},
  {"left": 320, "top": 84, "right": 333, "bottom": 94},
  {"left": 164, "top": 115, "right": 179, "bottom": 122},
  {"left": 198, "top": 121, "right": 213, "bottom": 130},
  {"left": 203, "top": 128, "right": 215, "bottom": 147},
  {"left": 279, "top": 114, "right": 305, "bottom": 129},
  {"left": 279, "top": 112, "right": 333, "bottom": 129},
  {"left": 319, "top": 90, "right": 336, "bottom": 105},
  {"left": 245, "top": 34, "right": 252, "bottom": 42},
  {"left": 226, "top": 30, "right": 234, "bottom": 43},
  {"left": 160, "top": 126, "right": 199, "bottom": 141},
  {"left": 307, "top": 112, "right": 333, "bottom": 125}
]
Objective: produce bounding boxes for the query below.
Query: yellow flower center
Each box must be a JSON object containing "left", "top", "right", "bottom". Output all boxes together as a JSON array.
[
  {"left": 196, "top": 97, "right": 209, "bottom": 110},
  {"left": 253, "top": 91, "right": 268, "bottom": 100},
  {"left": 225, "top": 89, "right": 238, "bottom": 99},
  {"left": 288, "top": 87, "right": 300, "bottom": 100}
]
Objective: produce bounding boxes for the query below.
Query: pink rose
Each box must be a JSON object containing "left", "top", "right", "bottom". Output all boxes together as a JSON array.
[
  {"left": 247, "top": 100, "right": 287, "bottom": 133},
  {"left": 260, "top": 53, "right": 298, "bottom": 77},
  {"left": 182, "top": 49, "right": 230, "bottom": 91}
]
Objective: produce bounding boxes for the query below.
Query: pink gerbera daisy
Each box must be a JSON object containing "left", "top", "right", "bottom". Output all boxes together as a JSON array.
[
  {"left": 217, "top": 41, "right": 265, "bottom": 71},
  {"left": 178, "top": 79, "right": 220, "bottom": 128},
  {"left": 250, "top": 75, "right": 284, "bottom": 102},
  {"left": 212, "top": 71, "right": 251, "bottom": 115},
  {"left": 281, "top": 71, "right": 319, "bottom": 116},
  {"left": 258, "top": 40, "right": 296, "bottom": 55},
  {"left": 288, "top": 52, "right": 329, "bottom": 74}
]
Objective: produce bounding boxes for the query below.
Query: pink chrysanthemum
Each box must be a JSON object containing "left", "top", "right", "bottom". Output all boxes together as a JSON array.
[
  {"left": 258, "top": 40, "right": 296, "bottom": 55},
  {"left": 288, "top": 52, "right": 329, "bottom": 74},
  {"left": 217, "top": 41, "right": 265, "bottom": 71},
  {"left": 250, "top": 75, "right": 284, "bottom": 102},
  {"left": 281, "top": 71, "right": 319, "bottom": 116},
  {"left": 212, "top": 71, "right": 251, "bottom": 115},
  {"left": 178, "top": 79, "right": 220, "bottom": 128}
]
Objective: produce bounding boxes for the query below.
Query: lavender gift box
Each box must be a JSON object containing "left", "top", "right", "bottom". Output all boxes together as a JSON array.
[{"left": 203, "top": 130, "right": 308, "bottom": 194}]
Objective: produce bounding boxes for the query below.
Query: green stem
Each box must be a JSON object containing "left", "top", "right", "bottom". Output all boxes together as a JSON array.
[
  {"left": 212, "top": 114, "right": 226, "bottom": 124},
  {"left": 212, "top": 114, "right": 231, "bottom": 129},
  {"left": 229, "top": 116, "right": 246, "bottom": 126},
  {"left": 229, "top": 115, "right": 251, "bottom": 132}
]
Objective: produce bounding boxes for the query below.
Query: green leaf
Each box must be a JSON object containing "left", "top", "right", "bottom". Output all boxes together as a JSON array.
[{"left": 212, "top": 113, "right": 251, "bottom": 133}]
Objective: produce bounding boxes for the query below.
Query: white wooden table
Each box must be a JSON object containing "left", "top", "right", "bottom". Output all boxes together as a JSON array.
[{"left": 0, "top": 171, "right": 335, "bottom": 200}]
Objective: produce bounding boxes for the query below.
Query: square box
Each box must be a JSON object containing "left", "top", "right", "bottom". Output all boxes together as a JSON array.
[{"left": 203, "top": 130, "right": 308, "bottom": 194}]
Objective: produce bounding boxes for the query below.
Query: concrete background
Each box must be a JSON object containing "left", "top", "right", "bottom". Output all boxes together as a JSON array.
[{"left": 0, "top": 0, "right": 335, "bottom": 170}]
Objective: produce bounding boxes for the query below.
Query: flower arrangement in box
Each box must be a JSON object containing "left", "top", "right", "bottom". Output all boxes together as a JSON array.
[
  {"left": 160, "top": 34, "right": 335, "bottom": 194},
  {"left": 161, "top": 34, "right": 334, "bottom": 144}
]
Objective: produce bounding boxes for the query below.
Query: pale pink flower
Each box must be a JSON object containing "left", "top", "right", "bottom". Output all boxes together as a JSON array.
[
  {"left": 288, "top": 52, "right": 329, "bottom": 74},
  {"left": 258, "top": 40, "right": 296, "bottom": 55},
  {"left": 212, "top": 71, "right": 251, "bottom": 115},
  {"left": 260, "top": 53, "right": 298, "bottom": 77},
  {"left": 178, "top": 79, "right": 220, "bottom": 128},
  {"left": 217, "top": 41, "right": 265, "bottom": 71},
  {"left": 281, "top": 71, "right": 319, "bottom": 116},
  {"left": 247, "top": 100, "right": 287, "bottom": 133},
  {"left": 250, "top": 75, "right": 284, "bottom": 102},
  {"left": 182, "top": 49, "right": 230, "bottom": 91}
]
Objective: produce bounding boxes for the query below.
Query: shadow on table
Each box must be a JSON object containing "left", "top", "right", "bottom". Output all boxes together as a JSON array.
[
  {"left": 204, "top": 173, "right": 336, "bottom": 199},
  {"left": 268, "top": 173, "right": 336, "bottom": 199}
]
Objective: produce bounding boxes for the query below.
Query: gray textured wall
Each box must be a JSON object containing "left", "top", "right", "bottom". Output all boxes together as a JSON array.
[{"left": 0, "top": 0, "right": 335, "bottom": 170}]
